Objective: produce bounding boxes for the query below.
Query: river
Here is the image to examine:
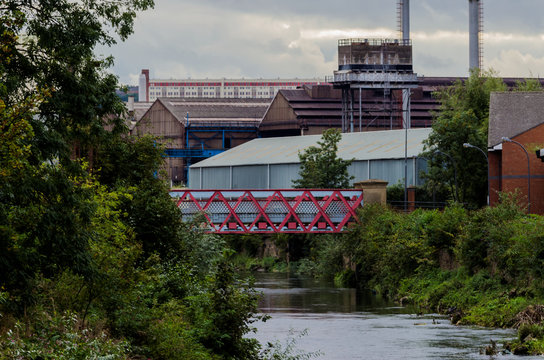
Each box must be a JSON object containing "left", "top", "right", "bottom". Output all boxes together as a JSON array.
[{"left": 250, "top": 272, "right": 540, "bottom": 360}]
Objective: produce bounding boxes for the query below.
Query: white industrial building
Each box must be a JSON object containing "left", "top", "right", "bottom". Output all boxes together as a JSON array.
[
  {"left": 188, "top": 128, "right": 431, "bottom": 189},
  {"left": 138, "top": 69, "right": 325, "bottom": 103}
]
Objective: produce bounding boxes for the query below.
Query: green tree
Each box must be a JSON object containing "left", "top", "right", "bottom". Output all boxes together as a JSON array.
[
  {"left": 422, "top": 69, "right": 507, "bottom": 207},
  {"left": 0, "top": 0, "right": 153, "bottom": 309},
  {"left": 2, "top": 0, "right": 153, "bottom": 166},
  {"left": 293, "top": 128, "right": 354, "bottom": 189},
  {"left": 1, "top": 2, "right": 266, "bottom": 358}
]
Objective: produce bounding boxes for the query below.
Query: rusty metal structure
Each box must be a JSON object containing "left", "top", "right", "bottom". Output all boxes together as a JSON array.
[
  {"left": 172, "top": 189, "right": 363, "bottom": 234},
  {"left": 331, "top": 38, "right": 419, "bottom": 133}
]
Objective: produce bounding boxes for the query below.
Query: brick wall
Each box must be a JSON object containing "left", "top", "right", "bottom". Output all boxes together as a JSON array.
[{"left": 490, "top": 123, "right": 544, "bottom": 214}]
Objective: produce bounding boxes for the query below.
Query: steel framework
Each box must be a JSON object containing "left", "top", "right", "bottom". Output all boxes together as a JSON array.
[{"left": 172, "top": 189, "right": 364, "bottom": 233}]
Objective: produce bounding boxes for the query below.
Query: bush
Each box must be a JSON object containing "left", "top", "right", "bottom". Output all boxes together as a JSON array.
[{"left": 0, "top": 312, "right": 129, "bottom": 359}]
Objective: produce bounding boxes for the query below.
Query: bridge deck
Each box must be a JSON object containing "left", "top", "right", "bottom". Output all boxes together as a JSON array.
[{"left": 171, "top": 189, "right": 363, "bottom": 233}]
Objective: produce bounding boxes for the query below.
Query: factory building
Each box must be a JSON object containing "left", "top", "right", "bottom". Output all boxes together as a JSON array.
[
  {"left": 259, "top": 78, "right": 455, "bottom": 138},
  {"left": 131, "top": 97, "right": 268, "bottom": 184},
  {"left": 188, "top": 128, "right": 431, "bottom": 190},
  {"left": 137, "top": 69, "right": 325, "bottom": 103}
]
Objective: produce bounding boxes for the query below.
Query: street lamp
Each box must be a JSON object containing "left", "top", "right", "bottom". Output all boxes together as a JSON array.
[
  {"left": 433, "top": 150, "right": 459, "bottom": 203},
  {"left": 463, "top": 143, "right": 489, "bottom": 206},
  {"left": 501, "top": 137, "right": 531, "bottom": 213}
]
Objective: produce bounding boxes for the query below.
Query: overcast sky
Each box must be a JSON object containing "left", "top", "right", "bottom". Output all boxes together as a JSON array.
[{"left": 99, "top": 0, "right": 544, "bottom": 85}]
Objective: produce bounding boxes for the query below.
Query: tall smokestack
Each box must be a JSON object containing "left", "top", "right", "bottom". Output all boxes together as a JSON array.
[
  {"left": 469, "top": 0, "right": 480, "bottom": 71},
  {"left": 402, "top": 0, "right": 410, "bottom": 41}
]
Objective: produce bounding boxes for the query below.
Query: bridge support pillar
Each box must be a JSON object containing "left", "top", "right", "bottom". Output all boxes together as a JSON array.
[{"left": 354, "top": 179, "right": 388, "bottom": 205}]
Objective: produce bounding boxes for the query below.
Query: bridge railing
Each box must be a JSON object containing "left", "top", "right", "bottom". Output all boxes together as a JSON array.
[{"left": 170, "top": 189, "right": 364, "bottom": 234}]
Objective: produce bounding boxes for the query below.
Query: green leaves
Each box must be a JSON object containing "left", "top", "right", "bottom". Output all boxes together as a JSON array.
[
  {"left": 293, "top": 129, "right": 354, "bottom": 189},
  {"left": 422, "top": 69, "right": 506, "bottom": 207}
]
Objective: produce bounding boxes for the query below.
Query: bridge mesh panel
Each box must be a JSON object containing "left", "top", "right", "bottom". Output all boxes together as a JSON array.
[
  {"left": 179, "top": 201, "right": 199, "bottom": 221},
  {"left": 208, "top": 200, "right": 229, "bottom": 225},
  {"left": 236, "top": 200, "right": 259, "bottom": 224},
  {"left": 265, "top": 199, "right": 289, "bottom": 223},
  {"left": 295, "top": 200, "right": 318, "bottom": 223},
  {"left": 325, "top": 200, "right": 349, "bottom": 223}
]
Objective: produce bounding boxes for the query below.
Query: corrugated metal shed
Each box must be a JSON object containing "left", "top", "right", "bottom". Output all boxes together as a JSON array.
[{"left": 189, "top": 128, "right": 431, "bottom": 189}]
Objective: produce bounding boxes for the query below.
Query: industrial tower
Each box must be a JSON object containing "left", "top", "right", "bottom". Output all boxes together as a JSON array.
[{"left": 331, "top": 1, "right": 417, "bottom": 133}]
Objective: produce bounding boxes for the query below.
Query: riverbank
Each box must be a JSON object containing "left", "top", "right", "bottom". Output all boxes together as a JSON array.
[
  {"left": 228, "top": 196, "right": 544, "bottom": 355},
  {"left": 251, "top": 272, "right": 523, "bottom": 359}
]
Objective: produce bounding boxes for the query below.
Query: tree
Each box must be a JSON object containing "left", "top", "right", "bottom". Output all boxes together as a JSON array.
[
  {"left": 0, "top": 0, "right": 154, "bottom": 309},
  {"left": 2, "top": 0, "right": 154, "bottom": 166},
  {"left": 421, "top": 69, "right": 507, "bottom": 207},
  {"left": 292, "top": 128, "right": 354, "bottom": 189}
]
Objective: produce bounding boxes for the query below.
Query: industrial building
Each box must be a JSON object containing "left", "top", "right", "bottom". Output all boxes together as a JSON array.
[
  {"left": 131, "top": 97, "right": 268, "bottom": 183},
  {"left": 130, "top": 0, "right": 544, "bottom": 192},
  {"left": 137, "top": 69, "right": 325, "bottom": 103},
  {"left": 488, "top": 92, "right": 544, "bottom": 214},
  {"left": 259, "top": 78, "right": 455, "bottom": 138},
  {"left": 188, "top": 128, "right": 431, "bottom": 190}
]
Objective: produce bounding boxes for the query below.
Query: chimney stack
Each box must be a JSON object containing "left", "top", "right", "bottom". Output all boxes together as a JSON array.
[
  {"left": 469, "top": 0, "right": 481, "bottom": 71},
  {"left": 401, "top": 0, "right": 410, "bottom": 41}
]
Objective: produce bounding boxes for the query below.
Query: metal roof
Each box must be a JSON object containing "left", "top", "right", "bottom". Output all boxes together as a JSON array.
[
  {"left": 191, "top": 128, "right": 432, "bottom": 168},
  {"left": 155, "top": 97, "right": 269, "bottom": 125}
]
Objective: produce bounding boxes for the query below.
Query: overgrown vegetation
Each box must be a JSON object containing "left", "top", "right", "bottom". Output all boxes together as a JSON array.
[
  {"left": 0, "top": 1, "right": 271, "bottom": 358},
  {"left": 421, "top": 69, "right": 507, "bottom": 207},
  {"left": 276, "top": 195, "right": 544, "bottom": 355},
  {"left": 225, "top": 195, "right": 544, "bottom": 356}
]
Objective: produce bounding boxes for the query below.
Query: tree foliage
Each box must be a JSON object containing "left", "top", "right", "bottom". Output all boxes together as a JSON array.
[
  {"left": 293, "top": 128, "right": 354, "bottom": 189},
  {"left": 421, "top": 69, "right": 507, "bottom": 207},
  {"left": 2, "top": 0, "right": 153, "bottom": 165},
  {"left": 1, "top": 1, "right": 266, "bottom": 359}
]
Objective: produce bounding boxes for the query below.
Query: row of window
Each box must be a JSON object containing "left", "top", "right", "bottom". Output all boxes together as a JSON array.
[
  {"left": 151, "top": 86, "right": 294, "bottom": 91},
  {"left": 149, "top": 91, "right": 279, "bottom": 100}
]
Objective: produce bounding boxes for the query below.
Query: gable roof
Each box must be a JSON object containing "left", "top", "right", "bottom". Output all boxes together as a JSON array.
[
  {"left": 191, "top": 128, "right": 432, "bottom": 168},
  {"left": 137, "top": 97, "right": 270, "bottom": 128},
  {"left": 488, "top": 91, "right": 544, "bottom": 147}
]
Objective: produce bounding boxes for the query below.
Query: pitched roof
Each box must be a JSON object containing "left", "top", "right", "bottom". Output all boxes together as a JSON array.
[
  {"left": 138, "top": 97, "right": 270, "bottom": 128},
  {"left": 488, "top": 92, "right": 544, "bottom": 147},
  {"left": 191, "top": 128, "right": 432, "bottom": 168}
]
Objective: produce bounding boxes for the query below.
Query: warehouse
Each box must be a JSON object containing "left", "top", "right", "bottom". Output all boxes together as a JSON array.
[
  {"left": 131, "top": 97, "right": 268, "bottom": 184},
  {"left": 188, "top": 128, "right": 431, "bottom": 189}
]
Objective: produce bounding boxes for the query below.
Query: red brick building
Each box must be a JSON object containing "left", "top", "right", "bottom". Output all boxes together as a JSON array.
[{"left": 488, "top": 92, "right": 544, "bottom": 214}]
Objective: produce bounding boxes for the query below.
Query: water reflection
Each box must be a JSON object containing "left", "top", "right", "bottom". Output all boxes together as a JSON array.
[{"left": 251, "top": 272, "right": 538, "bottom": 360}]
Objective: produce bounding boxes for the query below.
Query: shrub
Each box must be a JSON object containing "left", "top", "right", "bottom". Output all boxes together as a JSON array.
[{"left": 0, "top": 312, "right": 129, "bottom": 359}]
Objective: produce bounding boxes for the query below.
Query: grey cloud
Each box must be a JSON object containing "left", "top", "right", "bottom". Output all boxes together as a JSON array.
[{"left": 102, "top": 0, "right": 544, "bottom": 84}]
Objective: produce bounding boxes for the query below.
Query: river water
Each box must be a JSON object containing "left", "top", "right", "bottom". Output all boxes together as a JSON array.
[{"left": 250, "top": 272, "right": 539, "bottom": 360}]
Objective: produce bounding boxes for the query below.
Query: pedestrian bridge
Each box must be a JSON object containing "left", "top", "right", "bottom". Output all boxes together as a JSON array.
[{"left": 171, "top": 189, "right": 363, "bottom": 234}]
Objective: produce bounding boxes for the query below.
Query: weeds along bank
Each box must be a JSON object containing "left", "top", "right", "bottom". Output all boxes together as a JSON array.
[
  {"left": 0, "top": 175, "right": 266, "bottom": 359},
  {"left": 228, "top": 196, "right": 544, "bottom": 355}
]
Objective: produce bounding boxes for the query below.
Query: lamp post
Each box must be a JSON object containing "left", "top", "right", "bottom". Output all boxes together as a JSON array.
[
  {"left": 501, "top": 137, "right": 531, "bottom": 213},
  {"left": 434, "top": 150, "right": 459, "bottom": 203},
  {"left": 463, "top": 143, "right": 489, "bottom": 206}
]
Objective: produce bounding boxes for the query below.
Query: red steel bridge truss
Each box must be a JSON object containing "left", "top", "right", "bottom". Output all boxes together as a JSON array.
[{"left": 172, "top": 189, "right": 364, "bottom": 234}]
